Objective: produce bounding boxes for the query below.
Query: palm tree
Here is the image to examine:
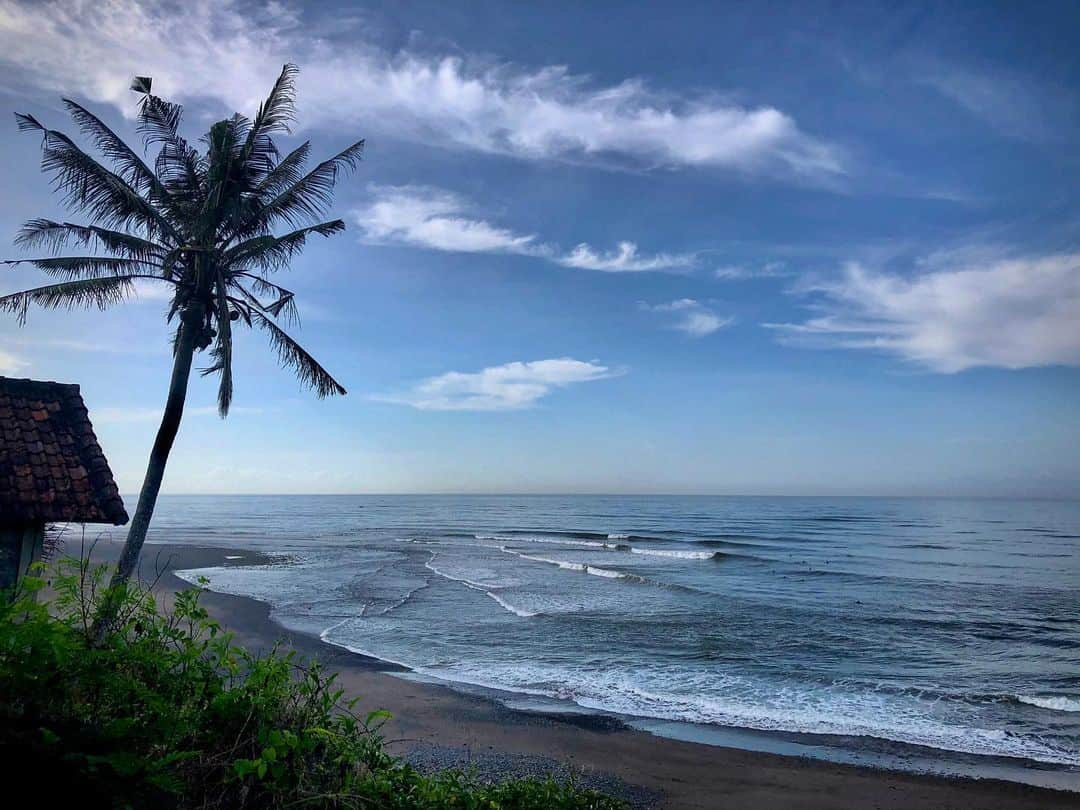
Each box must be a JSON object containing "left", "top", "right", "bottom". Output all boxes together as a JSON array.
[{"left": 2, "top": 65, "right": 360, "bottom": 601}]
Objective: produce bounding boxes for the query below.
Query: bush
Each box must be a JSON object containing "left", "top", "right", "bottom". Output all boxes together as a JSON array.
[{"left": 0, "top": 556, "right": 624, "bottom": 809}]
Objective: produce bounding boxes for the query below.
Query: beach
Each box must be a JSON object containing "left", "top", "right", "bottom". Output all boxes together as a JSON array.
[{"left": 84, "top": 539, "right": 1078, "bottom": 810}]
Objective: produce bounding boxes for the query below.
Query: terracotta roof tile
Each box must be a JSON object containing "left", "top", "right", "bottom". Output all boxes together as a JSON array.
[{"left": 0, "top": 377, "right": 128, "bottom": 525}]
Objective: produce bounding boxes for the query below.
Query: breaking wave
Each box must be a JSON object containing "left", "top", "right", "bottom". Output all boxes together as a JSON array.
[
  {"left": 1017, "top": 695, "right": 1080, "bottom": 713},
  {"left": 487, "top": 592, "right": 540, "bottom": 618},
  {"left": 631, "top": 547, "right": 719, "bottom": 560},
  {"left": 475, "top": 533, "right": 622, "bottom": 550}
]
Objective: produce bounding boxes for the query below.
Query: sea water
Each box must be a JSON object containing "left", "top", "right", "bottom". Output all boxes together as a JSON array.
[{"left": 136, "top": 494, "right": 1079, "bottom": 783}]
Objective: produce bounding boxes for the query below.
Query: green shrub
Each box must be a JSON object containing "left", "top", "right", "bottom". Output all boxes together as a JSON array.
[{"left": 0, "top": 556, "right": 624, "bottom": 809}]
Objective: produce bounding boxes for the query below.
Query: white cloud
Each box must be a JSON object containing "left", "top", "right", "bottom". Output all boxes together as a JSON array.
[
  {"left": 0, "top": 348, "right": 28, "bottom": 373},
  {"left": 642, "top": 299, "right": 733, "bottom": 337},
  {"left": 714, "top": 265, "right": 750, "bottom": 280},
  {"left": 768, "top": 254, "right": 1080, "bottom": 371},
  {"left": 920, "top": 66, "right": 1074, "bottom": 142},
  {"left": 355, "top": 185, "right": 539, "bottom": 255},
  {"left": 0, "top": 0, "right": 843, "bottom": 180},
  {"left": 556, "top": 242, "right": 696, "bottom": 273},
  {"left": 378, "top": 358, "right": 617, "bottom": 411},
  {"left": 715, "top": 261, "right": 790, "bottom": 280},
  {"left": 354, "top": 185, "right": 694, "bottom": 272},
  {"left": 677, "top": 310, "right": 732, "bottom": 337}
]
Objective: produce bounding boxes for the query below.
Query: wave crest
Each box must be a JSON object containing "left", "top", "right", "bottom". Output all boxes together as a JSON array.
[
  {"left": 1017, "top": 694, "right": 1080, "bottom": 712},
  {"left": 631, "top": 547, "right": 718, "bottom": 560}
]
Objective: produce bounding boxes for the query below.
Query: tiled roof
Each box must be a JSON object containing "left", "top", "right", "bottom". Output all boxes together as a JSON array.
[{"left": 0, "top": 377, "right": 128, "bottom": 525}]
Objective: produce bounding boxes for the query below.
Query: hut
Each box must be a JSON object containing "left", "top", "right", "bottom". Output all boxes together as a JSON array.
[{"left": 0, "top": 376, "right": 127, "bottom": 589}]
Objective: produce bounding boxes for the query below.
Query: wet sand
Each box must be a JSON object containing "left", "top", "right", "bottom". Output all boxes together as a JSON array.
[{"left": 84, "top": 540, "right": 1079, "bottom": 810}]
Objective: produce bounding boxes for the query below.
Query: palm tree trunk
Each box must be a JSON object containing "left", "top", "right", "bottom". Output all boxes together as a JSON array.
[{"left": 92, "top": 310, "right": 200, "bottom": 636}]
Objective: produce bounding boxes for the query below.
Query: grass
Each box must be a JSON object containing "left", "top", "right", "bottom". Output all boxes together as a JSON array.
[{"left": 0, "top": 554, "right": 625, "bottom": 809}]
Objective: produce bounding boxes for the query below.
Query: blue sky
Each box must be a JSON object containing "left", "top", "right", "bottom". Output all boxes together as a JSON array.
[{"left": 0, "top": 0, "right": 1077, "bottom": 496}]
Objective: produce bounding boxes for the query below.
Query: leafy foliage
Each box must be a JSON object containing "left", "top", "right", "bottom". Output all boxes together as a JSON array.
[
  {"left": 3, "top": 64, "right": 353, "bottom": 415},
  {"left": 0, "top": 557, "right": 625, "bottom": 809}
]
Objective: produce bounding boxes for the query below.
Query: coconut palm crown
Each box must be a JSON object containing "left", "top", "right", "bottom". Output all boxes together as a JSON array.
[{"left": 2, "top": 64, "right": 361, "bottom": 593}]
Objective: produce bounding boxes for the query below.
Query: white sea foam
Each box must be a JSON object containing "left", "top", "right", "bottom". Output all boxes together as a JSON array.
[
  {"left": 585, "top": 565, "right": 625, "bottom": 578},
  {"left": 478, "top": 533, "right": 619, "bottom": 549},
  {"left": 319, "top": 617, "right": 351, "bottom": 640},
  {"left": 487, "top": 591, "right": 540, "bottom": 617},
  {"left": 423, "top": 556, "right": 495, "bottom": 591},
  {"left": 318, "top": 635, "right": 420, "bottom": 673},
  {"left": 505, "top": 549, "right": 631, "bottom": 579},
  {"left": 420, "top": 661, "right": 1080, "bottom": 767},
  {"left": 515, "top": 551, "right": 585, "bottom": 571},
  {"left": 420, "top": 552, "right": 536, "bottom": 617},
  {"left": 1017, "top": 695, "right": 1080, "bottom": 712},
  {"left": 607, "top": 533, "right": 630, "bottom": 540},
  {"left": 631, "top": 548, "right": 717, "bottom": 560},
  {"left": 224, "top": 555, "right": 244, "bottom": 560},
  {"left": 368, "top": 580, "right": 430, "bottom": 616}
]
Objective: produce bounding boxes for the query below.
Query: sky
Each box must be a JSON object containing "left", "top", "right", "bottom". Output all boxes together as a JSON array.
[{"left": 0, "top": 0, "right": 1077, "bottom": 496}]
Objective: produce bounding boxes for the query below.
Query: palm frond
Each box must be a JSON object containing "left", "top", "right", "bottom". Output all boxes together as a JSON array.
[
  {"left": 234, "top": 275, "right": 298, "bottom": 325},
  {"left": 154, "top": 134, "right": 204, "bottom": 207},
  {"left": 265, "top": 292, "right": 298, "bottom": 323},
  {"left": 225, "top": 220, "right": 345, "bottom": 272},
  {"left": 135, "top": 92, "right": 206, "bottom": 212},
  {"left": 0, "top": 275, "right": 140, "bottom": 325},
  {"left": 240, "top": 140, "right": 364, "bottom": 234},
  {"left": 15, "top": 113, "right": 180, "bottom": 244},
  {"left": 204, "top": 114, "right": 251, "bottom": 170},
  {"left": 136, "top": 93, "right": 184, "bottom": 152},
  {"left": 16, "top": 218, "right": 167, "bottom": 261},
  {"left": 225, "top": 295, "right": 254, "bottom": 326},
  {"left": 256, "top": 141, "right": 310, "bottom": 200},
  {"left": 203, "top": 275, "right": 234, "bottom": 416},
  {"left": 3, "top": 255, "right": 160, "bottom": 280},
  {"left": 62, "top": 99, "right": 169, "bottom": 202},
  {"left": 250, "top": 310, "right": 345, "bottom": 397},
  {"left": 238, "top": 63, "right": 298, "bottom": 179},
  {"left": 249, "top": 64, "right": 298, "bottom": 138}
]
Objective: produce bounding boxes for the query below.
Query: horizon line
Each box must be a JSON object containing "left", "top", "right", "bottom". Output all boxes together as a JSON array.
[{"left": 129, "top": 492, "right": 1080, "bottom": 501}]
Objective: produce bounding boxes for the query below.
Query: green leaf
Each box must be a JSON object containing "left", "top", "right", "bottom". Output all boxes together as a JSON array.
[{"left": 366, "top": 709, "right": 393, "bottom": 726}]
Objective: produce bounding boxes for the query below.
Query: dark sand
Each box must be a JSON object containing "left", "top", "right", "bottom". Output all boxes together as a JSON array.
[{"left": 84, "top": 541, "right": 1079, "bottom": 810}]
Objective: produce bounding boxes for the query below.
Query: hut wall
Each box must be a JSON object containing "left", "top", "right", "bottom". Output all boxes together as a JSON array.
[{"left": 0, "top": 521, "right": 45, "bottom": 591}]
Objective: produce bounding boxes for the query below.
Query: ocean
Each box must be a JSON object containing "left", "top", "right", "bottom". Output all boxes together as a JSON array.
[{"left": 133, "top": 495, "right": 1078, "bottom": 785}]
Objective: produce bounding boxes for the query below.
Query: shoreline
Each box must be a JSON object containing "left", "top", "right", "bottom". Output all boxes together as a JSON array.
[{"left": 94, "top": 540, "right": 1079, "bottom": 809}]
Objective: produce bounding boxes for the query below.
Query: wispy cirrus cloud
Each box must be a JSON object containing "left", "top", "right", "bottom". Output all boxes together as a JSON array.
[
  {"left": 641, "top": 299, "right": 733, "bottom": 337},
  {"left": 353, "top": 185, "right": 695, "bottom": 272},
  {"left": 768, "top": 254, "right": 1080, "bottom": 372},
  {"left": 557, "top": 242, "right": 696, "bottom": 272},
  {"left": 0, "top": 0, "right": 843, "bottom": 181},
  {"left": 714, "top": 261, "right": 791, "bottom": 280},
  {"left": 919, "top": 64, "right": 1077, "bottom": 142},
  {"left": 376, "top": 358, "right": 618, "bottom": 411}
]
